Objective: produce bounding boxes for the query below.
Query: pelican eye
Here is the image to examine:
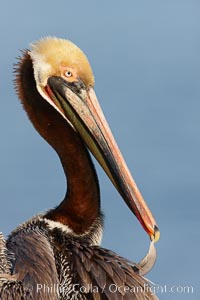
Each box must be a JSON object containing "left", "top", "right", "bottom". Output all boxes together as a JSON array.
[{"left": 65, "top": 71, "right": 73, "bottom": 78}]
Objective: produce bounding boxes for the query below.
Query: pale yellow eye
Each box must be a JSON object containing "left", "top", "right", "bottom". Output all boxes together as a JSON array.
[
  {"left": 60, "top": 67, "right": 78, "bottom": 82},
  {"left": 65, "top": 71, "right": 73, "bottom": 78}
]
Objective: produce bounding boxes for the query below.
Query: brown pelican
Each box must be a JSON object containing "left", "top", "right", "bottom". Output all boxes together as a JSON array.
[{"left": 0, "top": 37, "right": 159, "bottom": 299}]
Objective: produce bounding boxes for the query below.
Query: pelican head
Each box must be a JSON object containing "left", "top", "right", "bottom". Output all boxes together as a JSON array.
[{"left": 27, "top": 37, "right": 159, "bottom": 242}]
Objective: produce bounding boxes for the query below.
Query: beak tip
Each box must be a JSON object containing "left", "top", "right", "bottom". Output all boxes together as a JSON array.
[{"left": 151, "top": 225, "right": 160, "bottom": 243}]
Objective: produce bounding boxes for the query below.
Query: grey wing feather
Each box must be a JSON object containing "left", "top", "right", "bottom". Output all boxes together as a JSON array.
[
  {"left": 135, "top": 241, "right": 157, "bottom": 276},
  {"left": 65, "top": 240, "right": 158, "bottom": 300},
  {"left": 0, "top": 230, "right": 59, "bottom": 300}
]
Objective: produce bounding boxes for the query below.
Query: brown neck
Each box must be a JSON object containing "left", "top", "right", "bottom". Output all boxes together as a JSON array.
[{"left": 15, "top": 51, "right": 100, "bottom": 234}]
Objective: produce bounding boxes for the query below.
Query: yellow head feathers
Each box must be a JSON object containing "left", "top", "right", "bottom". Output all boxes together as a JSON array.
[{"left": 30, "top": 37, "right": 94, "bottom": 88}]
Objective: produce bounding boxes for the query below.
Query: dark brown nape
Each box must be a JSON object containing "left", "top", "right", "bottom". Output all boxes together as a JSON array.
[{"left": 14, "top": 51, "right": 100, "bottom": 234}]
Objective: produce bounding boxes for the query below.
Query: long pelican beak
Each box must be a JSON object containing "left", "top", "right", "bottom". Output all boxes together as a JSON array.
[{"left": 44, "top": 76, "right": 160, "bottom": 242}]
